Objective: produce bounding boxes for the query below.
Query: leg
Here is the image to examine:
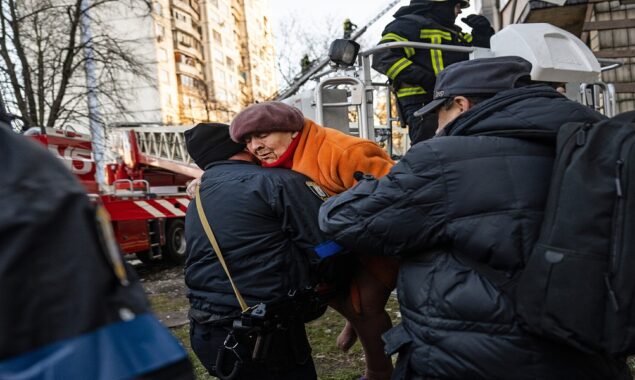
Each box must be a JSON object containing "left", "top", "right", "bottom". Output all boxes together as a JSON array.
[{"left": 330, "top": 265, "right": 396, "bottom": 380}]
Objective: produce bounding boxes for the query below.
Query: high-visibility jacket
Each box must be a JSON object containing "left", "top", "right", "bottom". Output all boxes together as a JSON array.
[{"left": 372, "top": 14, "right": 475, "bottom": 105}]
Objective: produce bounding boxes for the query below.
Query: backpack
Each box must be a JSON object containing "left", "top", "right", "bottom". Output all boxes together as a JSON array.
[{"left": 515, "top": 111, "right": 635, "bottom": 356}]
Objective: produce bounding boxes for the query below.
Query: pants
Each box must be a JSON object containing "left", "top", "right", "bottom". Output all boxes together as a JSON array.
[
  {"left": 189, "top": 320, "right": 316, "bottom": 380},
  {"left": 399, "top": 98, "right": 438, "bottom": 144}
]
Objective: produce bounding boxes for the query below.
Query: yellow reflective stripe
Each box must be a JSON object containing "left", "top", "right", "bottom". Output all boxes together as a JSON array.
[
  {"left": 386, "top": 57, "right": 413, "bottom": 80},
  {"left": 462, "top": 33, "right": 473, "bottom": 42},
  {"left": 396, "top": 86, "right": 427, "bottom": 98},
  {"left": 427, "top": 36, "right": 443, "bottom": 75},
  {"left": 380, "top": 33, "right": 415, "bottom": 57},
  {"left": 420, "top": 29, "right": 452, "bottom": 40}
]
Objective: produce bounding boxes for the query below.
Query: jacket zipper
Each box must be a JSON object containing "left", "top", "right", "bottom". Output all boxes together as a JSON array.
[{"left": 607, "top": 133, "right": 634, "bottom": 311}]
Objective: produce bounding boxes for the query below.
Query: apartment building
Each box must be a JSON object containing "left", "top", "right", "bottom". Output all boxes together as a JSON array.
[{"left": 109, "top": 0, "right": 276, "bottom": 125}]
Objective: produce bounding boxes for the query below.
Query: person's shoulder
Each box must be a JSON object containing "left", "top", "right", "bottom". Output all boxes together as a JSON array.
[
  {"left": 383, "top": 15, "right": 429, "bottom": 33},
  {"left": 264, "top": 167, "right": 311, "bottom": 182}
]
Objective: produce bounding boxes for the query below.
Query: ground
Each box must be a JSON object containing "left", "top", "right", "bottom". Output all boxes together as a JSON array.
[
  {"left": 135, "top": 261, "right": 635, "bottom": 380},
  {"left": 135, "top": 261, "right": 401, "bottom": 379}
]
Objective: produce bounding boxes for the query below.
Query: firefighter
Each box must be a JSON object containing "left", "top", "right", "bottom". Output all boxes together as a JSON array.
[
  {"left": 301, "top": 54, "right": 313, "bottom": 74},
  {"left": 343, "top": 18, "right": 357, "bottom": 39},
  {"left": 0, "top": 101, "right": 194, "bottom": 379},
  {"left": 372, "top": 0, "right": 494, "bottom": 144},
  {"left": 183, "top": 123, "right": 347, "bottom": 380},
  {"left": 320, "top": 56, "right": 630, "bottom": 379},
  {"left": 230, "top": 102, "right": 396, "bottom": 380}
]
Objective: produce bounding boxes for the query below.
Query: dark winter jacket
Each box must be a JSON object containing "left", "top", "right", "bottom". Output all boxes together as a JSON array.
[
  {"left": 372, "top": 5, "right": 487, "bottom": 106},
  {"left": 320, "top": 85, "right": 630, "bottom": 379},
  {"left": 185, "top": 160, "right": 341, "bottom": 317},
  {"left": 0, "top": 123, "right": 192, "bottom": 379}
]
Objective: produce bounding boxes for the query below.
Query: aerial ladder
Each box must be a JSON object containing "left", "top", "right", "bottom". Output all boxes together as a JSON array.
[{"left": 27, "top": 124, "right": 201, "bottom": 265}]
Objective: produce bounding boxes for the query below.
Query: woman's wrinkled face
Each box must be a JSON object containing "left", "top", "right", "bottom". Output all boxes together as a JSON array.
[{"left": 245, "top": 131, "right": 298, "bottom": 164}]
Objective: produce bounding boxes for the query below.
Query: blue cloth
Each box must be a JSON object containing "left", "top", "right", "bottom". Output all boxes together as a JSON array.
[
  {"left": 314, "top": 240, "right": 343, "bottom": 259},
  {"left": 0, "top": 313, "right": 187, "bottom": 380}
]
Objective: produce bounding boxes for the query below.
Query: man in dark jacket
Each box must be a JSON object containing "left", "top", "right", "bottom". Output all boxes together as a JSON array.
[
  {"left": 184, "top": 123, "right": 344, "bottom": 380},
  {"left": 372, "top": 0, "right": 494, "bottom": 144},
  {"left": 319, "top": 56, "right": 630, "bottom": 379},
  {"left": 0, "top": 101, "right": 193, "bottom": 379}
]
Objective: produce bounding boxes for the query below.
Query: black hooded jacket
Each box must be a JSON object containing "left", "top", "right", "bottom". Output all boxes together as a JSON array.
[{"left": 319, "top": 85, "right": 630, "bottom": 379}]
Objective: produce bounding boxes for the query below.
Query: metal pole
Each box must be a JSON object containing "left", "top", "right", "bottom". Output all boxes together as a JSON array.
[{"left": 81, "top": 0, "right": 106, "bottom": 190}]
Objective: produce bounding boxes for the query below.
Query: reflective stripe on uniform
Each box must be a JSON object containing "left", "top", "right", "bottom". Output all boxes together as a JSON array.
[
  {"left": 420, "top": 29, "right": 453, "bottom": 75},
  {"left": 386, "top": 57, "right": 413, "bottom": 80},
  {"left": 396, "top": 86, "right": 427, "bottom": 98},
  {"left": 461, "top": 33, "right": 473, "bottom": 42},
  {"left": 380, "top": 32, "right": 415, "bottom": 57}
]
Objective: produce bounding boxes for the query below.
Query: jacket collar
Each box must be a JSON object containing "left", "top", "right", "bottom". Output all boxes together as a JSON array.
[
  {"left": 440, "top": 85, "right": 590, "bottom": 141},
  {"left": 203, "top": 160, "right": 257, "bottom": 170}
]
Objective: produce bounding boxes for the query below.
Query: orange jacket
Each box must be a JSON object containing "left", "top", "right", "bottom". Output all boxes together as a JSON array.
[{"left": 292, "top": 119, "right": 394, "bottom": 196}]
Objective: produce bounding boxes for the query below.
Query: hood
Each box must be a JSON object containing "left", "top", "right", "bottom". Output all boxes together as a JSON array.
[
  {"left": 442, "top": 85, "right": 606, "bottom": 141},
  {"left": 394, "top": 3, "right": 458, "bottom": 27}
]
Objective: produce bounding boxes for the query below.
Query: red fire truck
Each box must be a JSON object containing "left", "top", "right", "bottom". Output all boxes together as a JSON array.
[{"left": 26, "top": 125, "right": 202, "bottom": 265}]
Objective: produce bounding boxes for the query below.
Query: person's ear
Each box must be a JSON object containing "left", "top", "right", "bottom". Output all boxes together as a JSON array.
[{"left": 454, "top": 96, "right": 472, "bottom": 113}]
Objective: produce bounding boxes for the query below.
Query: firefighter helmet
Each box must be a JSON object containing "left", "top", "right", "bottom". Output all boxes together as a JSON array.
[{"left": 410, "top": 0, "right": 471, "bottom": 9}]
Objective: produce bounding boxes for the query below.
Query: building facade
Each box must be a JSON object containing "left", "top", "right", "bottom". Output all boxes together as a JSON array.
[{"left": 109, "top": 0, "right": 276, "bottom": 125}]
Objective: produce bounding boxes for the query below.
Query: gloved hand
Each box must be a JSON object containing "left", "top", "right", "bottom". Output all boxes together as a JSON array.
[
  {"left": 461, "top": 14, "right": 495, "bottom": 48},
  {"left": 462, "top": 14, "right": 493, "bottom": 33}
]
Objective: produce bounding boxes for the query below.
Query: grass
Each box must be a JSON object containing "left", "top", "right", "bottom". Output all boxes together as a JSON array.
[
  {"left": 155, "top": 296, "right": 635, "bottom": 380},
  {"left": 162, "top": 297, "right": 401, "bottom": 380}
]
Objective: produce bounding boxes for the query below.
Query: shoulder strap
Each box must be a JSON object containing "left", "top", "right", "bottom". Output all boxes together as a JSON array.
[{"left": 195, "top": 185, "right": 249, "bottom": 312}]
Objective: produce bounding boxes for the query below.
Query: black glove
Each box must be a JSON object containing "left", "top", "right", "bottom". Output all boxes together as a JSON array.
[
  {"left": 462, "top": 14, "right": 492, "bottom": 32},
  {"left": 461, "top": 15, "right": 495, "bottom": 48}
]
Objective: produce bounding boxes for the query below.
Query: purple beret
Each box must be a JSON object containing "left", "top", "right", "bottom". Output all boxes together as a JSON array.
[{"left": 229, "top": 102, "right": 305, "bottom": 142}]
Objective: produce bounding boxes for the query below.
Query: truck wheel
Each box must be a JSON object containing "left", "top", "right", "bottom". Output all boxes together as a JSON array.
[{"left": 162, "top": 219, "right": 187, "bottom": 265}]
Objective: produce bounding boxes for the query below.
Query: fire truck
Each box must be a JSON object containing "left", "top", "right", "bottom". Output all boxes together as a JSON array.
[{"left": 26, "top": 125, "right": 201, "bottom": 265}]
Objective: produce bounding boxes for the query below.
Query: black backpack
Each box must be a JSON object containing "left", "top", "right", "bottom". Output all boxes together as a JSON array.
[{"left": 515, "top": 111, "right": 635, "bottom": 356}]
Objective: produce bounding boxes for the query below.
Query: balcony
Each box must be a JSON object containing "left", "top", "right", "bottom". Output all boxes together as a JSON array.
[
  {"left": 176, "top": 62, "right": 204, "bottom": 80},
  {"left": 172, "top": 0, "right": 200, "bottom": 19}
]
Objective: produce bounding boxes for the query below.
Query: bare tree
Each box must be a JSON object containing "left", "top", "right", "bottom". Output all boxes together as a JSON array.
[
  {"left": 0, "top": 0, "right": 151, "bottom": 130},
  {"left": 274, "top": 13, "right": 341, "bottom": 89}
]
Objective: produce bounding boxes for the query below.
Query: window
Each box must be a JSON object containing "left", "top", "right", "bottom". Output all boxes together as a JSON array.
[
  {"left": 213, "top": 30, "right": 222, "bottom": 44},
  {"left": 216, "top": 88, "right": 227, "bottom": 101},
  {"left": 155, "top": 24, "right": 165, "bottom": 38},
  {"left": 214, "top": 48, "right": 223, "bottom": 62},
  {"left": 153, "top": 2, "right": 162, "bottom": 16},
  {"left": 180, "top": 74, "right": 194, "bottom": 87},
  {"left": 178, "top": 32, "right": 193, "bottom": 47},
  {"left": 226, "top": 57, "right": 234, "bottom": 70},
  {"left": 158, "top": 48, "right": 167, "bottom": 61},
  {"left": 215, "top": 70, "right": 225, "bottom": 83}
]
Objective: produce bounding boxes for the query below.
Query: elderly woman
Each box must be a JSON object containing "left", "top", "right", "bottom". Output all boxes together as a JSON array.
[{"left": 229, "top": 101, "right": 396, "bottom": 380}]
